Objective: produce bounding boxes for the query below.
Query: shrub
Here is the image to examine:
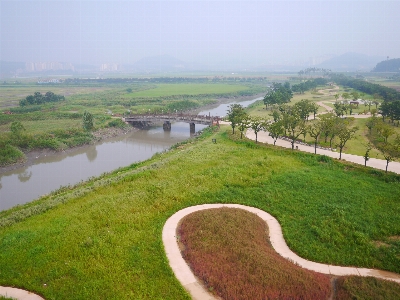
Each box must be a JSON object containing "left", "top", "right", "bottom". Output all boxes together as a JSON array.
[
  {"left": 0, "top": 144, "right": 25, "bottom": 166},
  {"left": 108, "top": 118, "right": 127, "bottom": 128}
]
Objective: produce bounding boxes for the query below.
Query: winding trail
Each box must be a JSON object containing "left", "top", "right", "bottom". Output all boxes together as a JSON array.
[{"left": 162, "top": 204, "right": 400, "bottom": 300}]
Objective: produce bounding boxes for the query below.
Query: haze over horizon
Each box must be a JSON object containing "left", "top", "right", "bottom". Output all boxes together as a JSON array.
[{"left": 1, "top": 0, "right": 399, "bottom": 70}]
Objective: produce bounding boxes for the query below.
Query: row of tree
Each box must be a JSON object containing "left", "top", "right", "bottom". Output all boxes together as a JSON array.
[
  {"left": 263, "top": 78, "right": 328, "bottom": 109},
  {"left": 297, "top": 68, "right": 332, "bottom": 77},
  {"left": 19, "top": 91, "right": 65, "bottom": 106},
  {"left": 291, "top": 78, "right": 328, "bottom": 94},
  {"left": 226, "top": 101, "right": 359, "bottom": 160},
  {"left": 330, "top": 74, "right": 400, "bottom": 102}
]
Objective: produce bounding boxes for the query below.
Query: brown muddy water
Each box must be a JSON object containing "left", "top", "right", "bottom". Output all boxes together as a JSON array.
[{"left": 0, "top": 97, "right": 262, "bottom": 211}]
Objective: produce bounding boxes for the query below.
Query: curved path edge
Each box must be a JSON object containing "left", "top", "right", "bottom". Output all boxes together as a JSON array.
[
  {"left": 162, "top": 204, "right": 400, "bottom": 300},
  {"left": 0, "top": 286, "right": 44, "bottom": 300}
]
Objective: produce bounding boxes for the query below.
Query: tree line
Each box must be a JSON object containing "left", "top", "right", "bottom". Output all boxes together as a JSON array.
[
  {"left": 19, "top": 91, "right": 65, "bottom": 106},
  {"left": 227, "top": 101, "right": 359, "bottom": 160},
  {"left": 330, "top": 74, "right": 400, "bottom": 102}
]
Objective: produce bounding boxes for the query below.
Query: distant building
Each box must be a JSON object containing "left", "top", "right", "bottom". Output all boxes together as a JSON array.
[
  {"left": 37, "top": 78, "right": 62, "bottom": 84},
  {"left": 26, "top": 62, "right": 75, "bottom": 72},
  {"left": 100, "top": 63, "right": 120, "bottom": 71}
]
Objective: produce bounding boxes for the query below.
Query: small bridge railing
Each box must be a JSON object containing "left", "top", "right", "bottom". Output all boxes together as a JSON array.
[{"left": 124, "top": 114, "right": 220, "bottom": 125}]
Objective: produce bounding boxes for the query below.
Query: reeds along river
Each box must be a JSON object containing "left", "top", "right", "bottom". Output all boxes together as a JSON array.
[{"left": 0, "top": 97, "right": 261, "bottom": 211}]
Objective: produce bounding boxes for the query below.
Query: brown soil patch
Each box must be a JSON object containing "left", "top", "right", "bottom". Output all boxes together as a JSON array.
[
  {"left": 373, "top": 241, "right": 391, "bottom": 248},
  {"left": 388, "top": 236, "right": 400, "bottom": 242}
]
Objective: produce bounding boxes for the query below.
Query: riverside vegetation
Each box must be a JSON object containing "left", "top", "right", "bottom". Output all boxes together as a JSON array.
[
  {"left": 0, "top": 125, "right": 399, "bottom": 299},
  {"left": 0, "top": 79, "right": 262, "bottom": 167}
]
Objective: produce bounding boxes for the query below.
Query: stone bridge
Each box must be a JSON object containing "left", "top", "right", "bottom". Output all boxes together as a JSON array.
[{"left": 124, "top": 114, "right": 220, "bottom": 133}]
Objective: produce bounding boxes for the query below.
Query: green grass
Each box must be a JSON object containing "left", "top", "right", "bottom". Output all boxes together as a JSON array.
[
  {"left": 0, "top": 296, "right": 16, "bottom": 300},
  {"left": 0, "top": 119, "right": 82, "bottom": 135},
  {"left": 0, "top": 126, "right": 399, "bottom": 299},
  {"left": 123, "top": 83, "right": 250, "bottom": 98}
]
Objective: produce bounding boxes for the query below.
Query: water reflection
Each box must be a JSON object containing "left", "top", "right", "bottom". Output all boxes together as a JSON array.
[
  {"left": 0, "top": 122, "right": 207, "bottom": 211},
  {"left": 86, "top": 146, "right": 98, "bottom": 162},
  {"left": 18, "top": 170, "right": 32, "bottom": 183}
]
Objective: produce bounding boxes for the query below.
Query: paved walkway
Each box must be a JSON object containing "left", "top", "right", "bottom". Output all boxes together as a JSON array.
[
  {"left": 0, "top": 287, "right": 44, "bottom": 300},
  {"left": 245, "top": 129, "right": 400, "bottom": 174},
  {"left": 163, "top": 204, "right": 400, "bottom": 300}
]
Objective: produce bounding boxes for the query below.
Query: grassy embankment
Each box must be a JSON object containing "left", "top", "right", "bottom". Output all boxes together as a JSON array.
[
  {"left": 0, "top": 125, "right": 399, "bottom": 299},
  {"left": 179, "top": 208, "right": 400, "bottom": 299},
  {"left": 0, "top": 82, "right": 258, "bottom": 166}
]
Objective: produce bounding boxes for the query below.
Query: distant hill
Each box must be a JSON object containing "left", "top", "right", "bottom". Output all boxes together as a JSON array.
[
  {"left": 371, "top": 58, "right": 400, "bottom": 72},
  {"left": 316, "top": 52, "right": 383, "bottom": 72}
]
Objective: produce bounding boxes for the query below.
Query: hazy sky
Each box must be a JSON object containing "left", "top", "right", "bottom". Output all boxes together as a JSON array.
[{"left": 1, "top": 0, "right": 399, "bottom": 67}]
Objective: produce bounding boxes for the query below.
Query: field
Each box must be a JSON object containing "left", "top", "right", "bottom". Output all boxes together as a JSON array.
[
  {"left": 0, "top": 126, "right": 399, "bottom": 299},
  {"left": 123, "top": 83, "right": 249, "bottom": 98}
]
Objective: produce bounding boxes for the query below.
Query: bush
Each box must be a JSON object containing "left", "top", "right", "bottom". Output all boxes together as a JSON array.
[
  {"left": 108, "top": 118, "right": 127, "bottom": 128},
  {"left": 0, "top": 144, "right": 25, "bottom": 166}
]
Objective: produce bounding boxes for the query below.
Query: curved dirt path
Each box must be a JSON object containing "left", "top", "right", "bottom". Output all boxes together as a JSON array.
[{"left": 163, "top": 204, "right": 400, "bottom": 300}]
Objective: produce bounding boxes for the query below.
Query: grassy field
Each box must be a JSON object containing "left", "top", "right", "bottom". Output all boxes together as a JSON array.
[
  {"left": 0, "top": 125, "right": 399, "bottom": 299},
  {"left": 123, "top": 83, "right": 250, "bottom": 98}
]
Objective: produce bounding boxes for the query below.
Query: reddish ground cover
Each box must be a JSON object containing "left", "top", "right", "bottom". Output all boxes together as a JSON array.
[{"left": 178, "top": 208, "right": 331, "bottom": 299}]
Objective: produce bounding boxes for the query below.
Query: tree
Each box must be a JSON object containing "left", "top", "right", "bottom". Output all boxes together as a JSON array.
[
  {"left": 263, "top": 82, "right": 293, "bottom": 109},
  {"left": 334, "top": 94, "right": 340, "bottom": 102},
  {"left": 270, "top": 110, "right": 281, "bottom": 122},
  {"left": 83, "top": 111, "right": 94, "bottom": 131},
  {"left": 376, "top": 140, "right": 400, "bottom": 172},
  {"left": 266, "top": 120, "right": 284, "bottom": 145},
  {"left": 379, "top": 101, "right": 391, "bottom": 122},
  {"left": 237, "top": 115, "right": 250, "bottom": 139},
  {"left": 336, "top": 120, "right": 358, "bottom": 160},
  {"left": 351, "top": 91, "right": 359, "bottom": 102},
  {"left": 285, "top": 113, "right": 306, "bottom": 150},
  {"left": 308, "top": 120, "right": 323, "bottom": 154},
  {"left": 293, "top": 99, "right": 315, "bottom": 121},
  {"left": 319, "top": 113, "right": 336, "bottom": 143},
  {"left": 365, "top": 117, "right": 378, "bottom": 134},
  {"left": 310, "top": 102, "right": 319, "bottom": 120},
  {"left": 249, "top": 116, "right": 266, "bottom": 143},
  {"left": 363, "top": 143, "right": 372, "bottom": 167},
  {"left": 333, "top": 102, "right": 346, "bottom": 117},
  {"left": 376, "top": 120, "right": 395, "bottom": 143},
  {"left": 341, "top": 92, "right": 350, "bottom": 102},
  {"left": 226, "top": 104, "right": 247, "bottom": 134}
]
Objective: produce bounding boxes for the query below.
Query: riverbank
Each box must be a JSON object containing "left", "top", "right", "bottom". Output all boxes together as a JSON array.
[
  {"left": 0, "top": 126, "right": 138, "bottom": 175},
  {"left": 0, "top": 93, "right": 264, "bottom": 175}
]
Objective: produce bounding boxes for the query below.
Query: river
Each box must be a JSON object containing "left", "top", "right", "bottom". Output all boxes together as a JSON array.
[{"left": 0, "top": 97, "right": 262, "bottom": 211}]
